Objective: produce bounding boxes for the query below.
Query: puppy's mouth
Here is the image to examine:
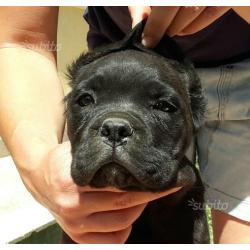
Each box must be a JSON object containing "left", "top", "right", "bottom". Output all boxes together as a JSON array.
[{"left": 89, "top": 163, "right": 145, "bottom": 191}]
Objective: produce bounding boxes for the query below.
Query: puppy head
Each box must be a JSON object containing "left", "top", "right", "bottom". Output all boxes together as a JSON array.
[{"left": 65, "top": 21, "right": 206, "bottom": 192}]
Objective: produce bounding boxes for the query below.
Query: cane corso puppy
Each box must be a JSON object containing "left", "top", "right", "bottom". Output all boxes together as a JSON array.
[{"left": 64, "top": 21, "right": 209, "bottom": 243}]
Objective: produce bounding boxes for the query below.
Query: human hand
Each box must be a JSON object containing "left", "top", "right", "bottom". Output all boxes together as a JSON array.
[
  {"left": 20, "top": 141, "right": 182, "bottom": 243},
  {"left": 128, "top": 6, "right": 231, "bottom": 48}
]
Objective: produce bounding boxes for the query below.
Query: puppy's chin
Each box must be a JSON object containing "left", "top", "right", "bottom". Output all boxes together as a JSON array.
[{"left": 89, "top": 163, "right": 146, "bottom": 191}]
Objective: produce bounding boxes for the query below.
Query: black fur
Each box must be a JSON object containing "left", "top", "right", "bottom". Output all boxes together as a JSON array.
[{"left": 63, "top": 21, "right": 209, "bottom": 243}]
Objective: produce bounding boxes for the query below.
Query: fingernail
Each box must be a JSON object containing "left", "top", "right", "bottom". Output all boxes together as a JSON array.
[{"left": 141, "top": 36, "right": 154, "bottom": 48}]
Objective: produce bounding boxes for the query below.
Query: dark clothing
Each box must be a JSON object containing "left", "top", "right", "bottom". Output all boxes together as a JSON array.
[{"left": 84, "top": 7, "right": 250, "bottom": 67}]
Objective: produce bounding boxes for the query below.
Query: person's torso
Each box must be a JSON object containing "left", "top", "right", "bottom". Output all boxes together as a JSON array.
[{"left": 84, "top": 7, "right": 250, "bottom": 67}]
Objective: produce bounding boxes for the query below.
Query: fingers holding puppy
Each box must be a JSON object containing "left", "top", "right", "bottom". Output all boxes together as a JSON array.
[
  {"left": 53, "top": 186, "right": 181, "bottom": 243},
  {"left": 128, "top": 6, "right": 231, "bottom": 48},
  {"left": 58, "top": 204, "right": 146, "bottom": 234}
]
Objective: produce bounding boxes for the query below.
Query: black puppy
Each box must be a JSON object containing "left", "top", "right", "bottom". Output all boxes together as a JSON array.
[{"left": 64, "top": 21, "right": 209, "bottom": 243}]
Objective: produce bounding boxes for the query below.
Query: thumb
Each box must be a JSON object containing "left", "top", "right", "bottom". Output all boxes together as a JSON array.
[{"left": 128, "top": 6, "right": 151, "bottom": 28}]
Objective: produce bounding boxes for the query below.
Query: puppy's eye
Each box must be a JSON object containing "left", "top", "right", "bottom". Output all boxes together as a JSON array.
[
  {"left": 76, "top": 93, "right": 94, "bottom": 107},
  {"left": 153, "top": 100, "right": 178, "bottom": 113}
]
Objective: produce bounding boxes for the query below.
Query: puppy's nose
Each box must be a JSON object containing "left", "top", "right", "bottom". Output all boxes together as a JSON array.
[{"left": 100, "top": 118, "right": 133, "bottom": 146}]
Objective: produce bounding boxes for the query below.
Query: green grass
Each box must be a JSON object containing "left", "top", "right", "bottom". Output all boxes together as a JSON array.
[
  {"left": 11, "top": 223, "right": 61, "bottom": 244},
  {"left": 206, "top": 206, "right": 214, "bottom": 243}
]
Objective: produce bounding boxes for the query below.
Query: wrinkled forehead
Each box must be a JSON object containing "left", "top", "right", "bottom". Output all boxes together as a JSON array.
[{"left": 74, "top": 50, "right": 186, "bottom": 97}]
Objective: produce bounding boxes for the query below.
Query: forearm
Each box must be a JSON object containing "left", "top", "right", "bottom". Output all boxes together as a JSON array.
[{"left": 0, "top": 47, "right": 65, "bottom": 172}]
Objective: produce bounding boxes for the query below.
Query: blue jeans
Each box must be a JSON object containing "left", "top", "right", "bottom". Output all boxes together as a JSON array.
[{"left": 195, "top": 58, "right": 250, "bottom": 222}]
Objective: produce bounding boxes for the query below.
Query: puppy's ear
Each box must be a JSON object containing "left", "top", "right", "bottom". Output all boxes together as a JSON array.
[
  {"left": 128, "top": 19, "right": 185, "bottom": 62},
  {"left": 67, "top": 22, "right": 147, "bottom": 85},
  {"left": 67, "top": 38, "right": 127, "bottom": 86},
  {"left": 67, "top": 19, "right": 186, "bottom": 86},
  {"left": 184, "top": 64, "right": 206, "bottom": 130}
]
